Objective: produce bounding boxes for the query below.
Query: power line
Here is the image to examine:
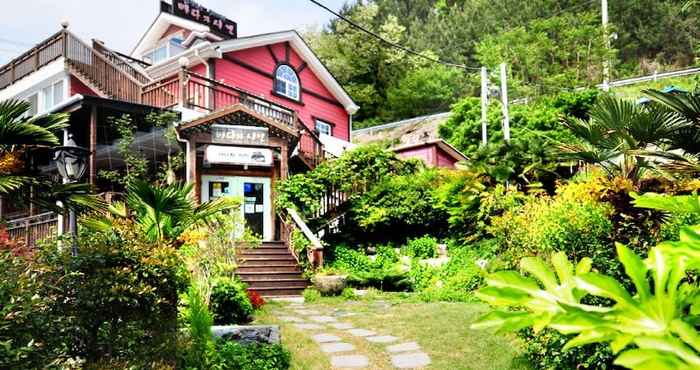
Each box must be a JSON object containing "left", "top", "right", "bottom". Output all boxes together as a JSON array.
[{"left": 308, "top": 0, "right": 482, "bottom": 71}]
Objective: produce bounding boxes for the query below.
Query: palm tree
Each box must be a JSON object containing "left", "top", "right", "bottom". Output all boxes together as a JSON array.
[
  {"left": 85, "top": 180, "right": 240, "bottom": 244},
  {"left": 0, "top": 99, "right": 104, "bottom": 212},
  {"left": 560, "top": 95, "right": 688, "bottom": 183}
]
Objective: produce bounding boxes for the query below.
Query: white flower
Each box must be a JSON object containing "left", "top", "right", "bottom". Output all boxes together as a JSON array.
[{"left": 476, "top": 259, "right": 488, "bottom": 270}]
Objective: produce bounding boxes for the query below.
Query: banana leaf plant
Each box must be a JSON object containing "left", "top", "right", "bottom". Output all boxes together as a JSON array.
[{"left": 472, "top": 192, "right": 700, "bottom": 370}]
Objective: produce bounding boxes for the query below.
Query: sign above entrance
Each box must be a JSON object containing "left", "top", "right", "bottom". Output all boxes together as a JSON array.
[
  {"left": 204, "top": 145, "right": 273, "bottom": 167},
  {"left": 211, "top": 125, "right": 269, "bottom": 146}
]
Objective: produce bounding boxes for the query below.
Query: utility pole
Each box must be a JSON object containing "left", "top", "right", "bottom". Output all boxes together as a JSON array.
[
  {"left": 500, "top": 63, "right": 511, "bottom": 142},
  {"left": 601, "top": 0, "right": 610, "bottom": 91},
  {"left": 480, "top": 66, "right": 488, "bottom": 145}
]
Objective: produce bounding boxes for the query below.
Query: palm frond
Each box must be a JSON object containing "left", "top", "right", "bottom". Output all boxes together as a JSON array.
[
  {"left": 0, "top": 175, "right": 30, "bottom": 193},
  {"left": 0, "top": 99, "right": 68, "bottom": 147}
]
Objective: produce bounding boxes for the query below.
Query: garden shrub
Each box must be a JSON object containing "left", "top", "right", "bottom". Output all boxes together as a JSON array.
[
  {"left": 182, "top": 284, "right": 215, "bottom": 369},
  {"left": 210, "top": 277, "right": 254, "bottom": 325},
  {"left": 213, "top": 342, "right": 290, "bottom": 370},
  {"left": 350, "top": 169, "right": 449, "bottom": 243},
  {"left": 0, "top": 219, "right": 186, "bottom": 368},
  {"left": 302, "top": 288, "right": 321, "bottom": 303},
  {"left": 247, "top": 290, "right": 266, "bottom": 310},
  {"left": 411, "top": 247, "right": 486, "bottom": 302},
  {"left": 489, "top": 191, "right": 613, "bottom": 270},
  {"left": 331, "top": 245, "right": 411, "bottom": 291},
  {"left": 340, "top": 287, "right": 357, "bottom": 300},
  {"left": 519, "top": 329, "right": 615, "bottom": 370},
  {"left": 403, "top": 235, "right": 438, "bottom": 259}
]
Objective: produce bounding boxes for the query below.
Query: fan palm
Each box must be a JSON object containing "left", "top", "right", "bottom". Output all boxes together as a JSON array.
[
  {"left": 85, "top": 180, "right": 240, "bottom": 244},
  {"left": 0, "top": 99, "right": 106, "bottom": 213},
  {"left": 560, "top": 95, "right": 688, "bottom": 183}
]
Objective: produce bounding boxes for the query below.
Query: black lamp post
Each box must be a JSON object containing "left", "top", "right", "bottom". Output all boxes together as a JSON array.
[{"left": 53, "top": 133, "right": 89, "bottom": 257}]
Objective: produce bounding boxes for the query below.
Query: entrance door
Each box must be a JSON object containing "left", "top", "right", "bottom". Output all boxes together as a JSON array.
[{"left": 201, "top": 175, "right": 272, "bottom": 240}]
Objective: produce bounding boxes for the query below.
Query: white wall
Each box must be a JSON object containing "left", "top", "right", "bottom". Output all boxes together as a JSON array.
[{"left": 0, "top": 58, "right": 69, "bottom": 114}]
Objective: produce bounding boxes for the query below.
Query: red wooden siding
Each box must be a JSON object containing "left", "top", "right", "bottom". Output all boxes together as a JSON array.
[
  {"left": 70, "top": 75, "right": 97, "bottom": 97},
  {"left": 395, "top": 143, "right": 459, "bottom": 169},
  {"left": 396, "top": 145, "right": 435, "bottom": 166},
  {"left": 436, "top": 147, "right": 459, "bottom": 168},
  {"left": 205, "top": 42, "right": 350, "bottom": 140}
]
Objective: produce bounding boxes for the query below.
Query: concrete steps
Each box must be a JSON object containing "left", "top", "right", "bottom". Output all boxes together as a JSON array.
[{"left": 237, "top": 241, "right": 308, "bottom": 297}]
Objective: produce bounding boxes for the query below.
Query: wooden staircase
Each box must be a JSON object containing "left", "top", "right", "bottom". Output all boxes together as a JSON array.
[{"left": 237, "top": 241, "right": 309, "bottom": 297}]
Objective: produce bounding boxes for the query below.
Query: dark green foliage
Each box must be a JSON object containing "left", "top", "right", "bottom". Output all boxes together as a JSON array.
[
  {"left": 210, "top": 278, "right": 254, "bottom": 325},
  {"left": 439, "top": 91, "right": 596, "bottom": 187},
  {"left": 403, "top": 235, "right": 438, "bottom": 259},
  {"left": 331, "top": 245, "right": 411, "bottom": 291},
  {"left": 276, "top": 145, "right": 418, "bottom": 222},
  {"left": 0, "top": 219, "right": 186, "bottom": 368},
  {"left": 183, "top": 285, "right": 215, "bottom": 369},
  {"left": 213, "top": 342, "right": 291, "bottom": 370},
  {"left": 519, "top": 329, "right": 616, "bottom": 370},
  {"left": 350, "top": 169, "right": 449, "bottom": 243}
]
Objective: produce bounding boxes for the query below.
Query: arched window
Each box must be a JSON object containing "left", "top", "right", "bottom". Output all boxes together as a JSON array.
[{"left": 274, "top": 65, "right": 300, "bottom": 100}]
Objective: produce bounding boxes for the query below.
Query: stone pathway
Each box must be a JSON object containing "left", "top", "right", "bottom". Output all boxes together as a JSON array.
[{"left": 273, "top": 301, "right": 431, "bottom": 369}]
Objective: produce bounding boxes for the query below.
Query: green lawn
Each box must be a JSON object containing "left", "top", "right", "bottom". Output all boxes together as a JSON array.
[{"left": 255, "top": 293, "right": 533, "bottom": 370}]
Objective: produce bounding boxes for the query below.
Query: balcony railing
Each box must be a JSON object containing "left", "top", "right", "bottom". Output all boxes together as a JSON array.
[
  {"left": 0, "top": 30, "right": 151, "bottom": 104},
  {"left": 142, "top": 71, "right": 325, "bottom": 166}
]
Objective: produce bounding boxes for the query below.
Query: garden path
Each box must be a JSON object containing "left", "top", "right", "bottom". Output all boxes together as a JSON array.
[{"left": 271, "top": 301, "right": 432, "bottom": 369}]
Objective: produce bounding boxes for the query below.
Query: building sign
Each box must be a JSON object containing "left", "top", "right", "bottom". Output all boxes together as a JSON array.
[
  {"left": 204, "top": 145, "right": 273, "bottom": 167},
  {"left": 211, "top": 125, "right": 268, "bottom": 146},
  {"left": 168, "top": 0, "right": 237, "bottom": 39}
]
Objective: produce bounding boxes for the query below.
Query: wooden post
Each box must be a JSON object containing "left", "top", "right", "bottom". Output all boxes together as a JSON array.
[
  {"left": 178, "top": 68, "right": 188, "bottom": 108},
  {"left": 89, "top": 105, "right": 97, "bottom": 185},
  {"left": 280, "top": 142, "right": 288, "bottom": 180},
  {"left": 480, "top": 66, "right": 489, "bottom": 145},
  {"left": 187, "top": 140, "right": 199, "bottom": 203},
  {"left": 500, "top": 63, "right": 511, "bottom": 142}
]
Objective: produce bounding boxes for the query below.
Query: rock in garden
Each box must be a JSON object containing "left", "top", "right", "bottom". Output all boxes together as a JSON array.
[{"left": 211, "top": 325, "right": 280, "bottom": 344}]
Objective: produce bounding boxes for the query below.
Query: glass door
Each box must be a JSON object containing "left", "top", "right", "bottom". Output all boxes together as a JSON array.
[{"left": 200, "top": 175, "right": 272, "bottom": 240}]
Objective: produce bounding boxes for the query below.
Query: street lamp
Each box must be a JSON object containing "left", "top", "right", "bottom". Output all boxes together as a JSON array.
[{"left": 53, "top": 133, "right": 88, "bottom": 256}]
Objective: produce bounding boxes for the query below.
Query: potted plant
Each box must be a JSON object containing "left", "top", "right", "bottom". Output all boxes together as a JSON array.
[{"left": 312, "top": 267, "right": 348, "bottom": 296}]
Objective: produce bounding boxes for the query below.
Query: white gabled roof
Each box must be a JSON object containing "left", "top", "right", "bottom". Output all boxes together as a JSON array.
[
  {"left": 143, "top": 30, "right": 359, "bottom": 115},
  {"left": 131, "top": 12, "right": 210, "bottom": 58}
]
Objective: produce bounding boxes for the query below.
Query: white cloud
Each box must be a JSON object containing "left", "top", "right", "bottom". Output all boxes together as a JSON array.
[{"left": 0, "top": 0, "right": 346, "bottom": 64}]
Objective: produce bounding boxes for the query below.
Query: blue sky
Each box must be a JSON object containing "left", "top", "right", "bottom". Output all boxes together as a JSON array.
[{"left": 0, "top": 0, "right": 348, "bottom": 64}]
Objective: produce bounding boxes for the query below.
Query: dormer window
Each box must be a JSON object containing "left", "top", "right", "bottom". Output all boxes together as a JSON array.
[
  {"left": 142, "top": 35, "right": 186, "bottom": 65},
  {"left": 274, "top": 65, "right": 300, "bottom": 101}
]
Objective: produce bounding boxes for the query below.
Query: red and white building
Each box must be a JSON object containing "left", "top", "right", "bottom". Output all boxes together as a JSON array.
[{"left": 0, "top": 0, "right": 358, "bottom": 247}]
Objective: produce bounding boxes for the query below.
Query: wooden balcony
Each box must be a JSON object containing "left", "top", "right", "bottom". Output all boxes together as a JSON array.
[
  {"left": 0, "top": 29, "right": 151, "bottom": 104},
  {"left": 6, "top": 212, "right": 58, "bottom": 248},
  {"left": 142, "top": 71, "right": 325, "bottom": 167},
  {"left": 0, "top": 29, "right": 324, "bottom": 168}
]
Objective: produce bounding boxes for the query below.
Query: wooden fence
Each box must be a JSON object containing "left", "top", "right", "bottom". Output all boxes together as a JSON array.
[{"left": 6, "top": 212, "right": 58, "bottom": 248}]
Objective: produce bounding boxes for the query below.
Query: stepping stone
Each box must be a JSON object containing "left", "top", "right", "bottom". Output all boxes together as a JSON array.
[
  {"left": 320, "top": 342, "right": 355, "bottom": 353},
  {"left": 391, "top": 352, "right": 431, "bottom": 369},
  {"left": 313, "top": 333, "right": 342, "bottom": 343},
  {"left": 309, "top": 315, "right": 337, "bottom": 323},
  {"left": 331, "top": 354, "right": 369, "bottom": 368},
  {"left": 333, "top": 310, "right": 358, "bottom": 317},
  {"left": 347, "top": 329, "right": 376, "bottom": 337},
  {"left": 330, "top": 323, "right": 354, "bottom": 330},
  {"left": 295, "top": 309, "right": 321, "bottom": 316},
  {"left": 293, "top": 323, "right": 324, "bottom": 330},
  {"left": 278, "top": 316, "right": 305, "bottom": 323},
  {"left": 366, "top": 335, "right": 398, "bottom": 343},
  {"left": 386, "top": 342, "right": 421, "bottom": 353}
]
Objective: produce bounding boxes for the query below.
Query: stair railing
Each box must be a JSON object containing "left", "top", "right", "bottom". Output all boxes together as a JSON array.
[{"left": 283, "top": 208, "right": 324, "bottom": 269}]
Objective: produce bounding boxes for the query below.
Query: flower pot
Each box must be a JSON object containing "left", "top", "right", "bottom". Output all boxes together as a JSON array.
[{"left": 312, "top": 274, "right": 347, "bottom": 296}]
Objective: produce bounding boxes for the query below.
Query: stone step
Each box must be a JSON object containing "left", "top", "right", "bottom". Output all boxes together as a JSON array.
[
  {"left": 238, "top": 271, "right": 304, "bottom": 280},
  {"left": 248, "top": 286, "right": 307, "bottom": 297},
  {"left": 238, "top": 252, "right": 295, "bottom": 259},
  {"left": 237, "top": 265, "right": 301, "bottom": 273},
  {"left": 240, "top": 246, "right": 289, "bottom": 253},
  {"left": 243, "top": 279, "right": 309, "bottom": 289}
]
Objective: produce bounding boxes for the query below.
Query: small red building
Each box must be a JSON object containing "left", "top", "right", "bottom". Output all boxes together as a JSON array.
[{"left": 352, "top": 112, "right": 467, "bottom": 168}]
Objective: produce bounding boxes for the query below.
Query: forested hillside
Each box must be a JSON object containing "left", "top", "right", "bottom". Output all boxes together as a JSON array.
[{"left": 306, "top": 0, "right": 700, "bottom": 128}]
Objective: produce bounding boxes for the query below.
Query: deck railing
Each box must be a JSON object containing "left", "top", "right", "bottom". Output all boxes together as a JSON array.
[
  {"left": 0, "top": 30, "right": 151, "bottom": 104},
  {"left": 6, "top": 212, "right": 58, "bottom": 248},
  {"left": 142, "top": 71, "right": 325, "bottom": 165}
]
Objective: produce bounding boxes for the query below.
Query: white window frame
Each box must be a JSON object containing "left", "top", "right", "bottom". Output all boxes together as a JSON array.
[
  {"left": 22, "top": 77, "right": 68, "bottom": 117},
  {"left": 142, "top": 32, "right": 186, "bottom": 65},
  {"left": 274, "top": 65, "right": 300, "bottom": 101},
  {"left": 26, "top": 93, "right": 38, "bottom": 117},
  {"left": 315, "top": 119, "right": 332, "bottom": 136}
]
